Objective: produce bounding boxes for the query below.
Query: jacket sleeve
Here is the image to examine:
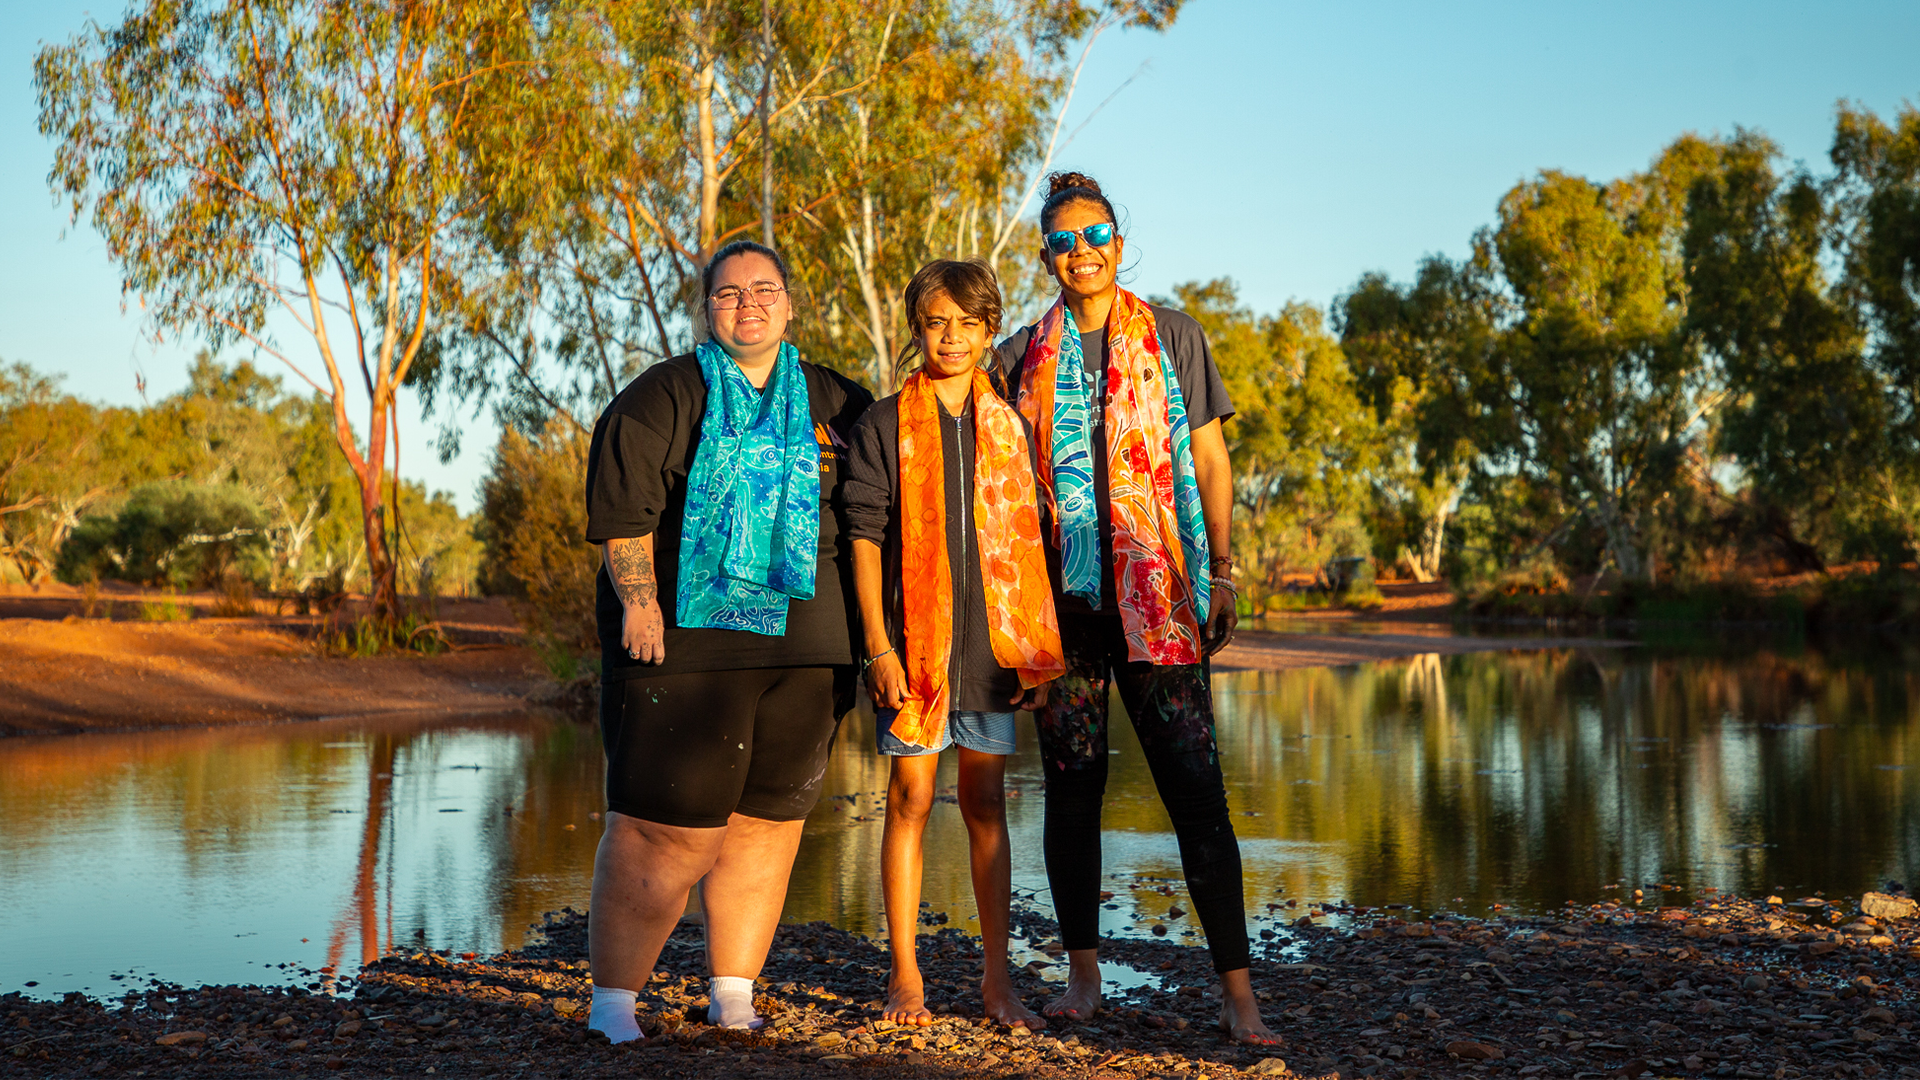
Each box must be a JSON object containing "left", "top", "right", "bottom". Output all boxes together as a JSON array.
[{"left": 841, "top": 403, "right": 896, "bottom": 546}]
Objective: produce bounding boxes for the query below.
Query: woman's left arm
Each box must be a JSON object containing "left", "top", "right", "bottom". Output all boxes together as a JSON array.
[{"left": 1189, "top": 417, "right": 1237, "bottom": 655}]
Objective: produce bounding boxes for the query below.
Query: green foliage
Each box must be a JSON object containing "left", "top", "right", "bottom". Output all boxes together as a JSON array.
[
  {"left": 1338, "top": 257, "right": 1493, "bottom": 581},
  {"left": 1683, "top": 130, "right": 1879, "bottom": 569},
  {"left": 323, "top": 612, "right": 451, "bottom": 658},
  {"left": 139, "top": 592, "right": 192, "bottom": 623},
  {"left": 0, "top": 362, "right": 155, "bottom": 584},
  {"left": 57, "top": 481, "right": 269, "bottom": 589},
  {"left": 1348, "top": 108, "right": 1920, "bottom": 595},
  {"left": 1166, "top": 279, "right": 1380, "bottom": 599},
  {"left": 36, "top": 0, "right": 533, "bottom": 622},
  {"left": 423, "top": 0, "right": 1177, "bottom": 438},
  {"left": 2, "top": 356, "right": 480, "bottom": 598},
  {"left": 1473, "top": 137, "right": 1721, "bottom": 582},
  {"left": 392, "top": 483, "right": 485, "bottom": 603},
  {"left": 478, "top": 418, "right": 599, "bottom": 660}
]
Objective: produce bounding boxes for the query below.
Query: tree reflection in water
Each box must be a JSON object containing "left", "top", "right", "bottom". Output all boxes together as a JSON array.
[{"left": 2, "top": 638, "right": 1916, "bottom": 1000}]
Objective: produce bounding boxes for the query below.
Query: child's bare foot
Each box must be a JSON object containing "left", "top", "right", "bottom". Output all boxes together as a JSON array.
[
  {"left": 883, "top": 968, "right": 934, "bottom": 1027},
  {"left": 1218, "top": 997, "right": 1283, "bottom": 1046},
  {"left": 982, "top": 972, "right": 1046, "bottom": 1030},
  {"left": 1042, "top": 970, "right": 1101, "bottom": 1020}
]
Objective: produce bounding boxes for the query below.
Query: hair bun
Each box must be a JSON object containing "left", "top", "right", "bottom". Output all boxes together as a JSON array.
[{"left": 1046, "top": 171, "right": 1102, "bottom": 197}]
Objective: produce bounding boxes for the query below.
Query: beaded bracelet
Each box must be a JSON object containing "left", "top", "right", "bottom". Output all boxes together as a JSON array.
[{"left": 862, "top": 647, "right": 895, "bottom": 671}]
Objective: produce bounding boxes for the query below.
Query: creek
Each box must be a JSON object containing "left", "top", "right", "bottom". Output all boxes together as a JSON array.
[{"left": 3, "top": 632, "right": 1915, "bottom": 999}]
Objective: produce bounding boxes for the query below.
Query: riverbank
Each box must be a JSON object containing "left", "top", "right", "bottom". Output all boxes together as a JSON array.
[
  {"left": 1, "top": 583, "right": 1623, "bottom": 736},
  {"left": 0, "top": 589, "right": 541, "bottom": 736},
  {"left": 1212, "top": 624, "right": 1620, "bottom": 673},
  {"left": 6, "top": 891, "right": 1914, "bottom": 1079}
]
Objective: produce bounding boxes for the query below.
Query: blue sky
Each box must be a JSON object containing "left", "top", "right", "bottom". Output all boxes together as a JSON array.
[{"left": 4, "top": 0, "right": 1915, "bottom": 512}]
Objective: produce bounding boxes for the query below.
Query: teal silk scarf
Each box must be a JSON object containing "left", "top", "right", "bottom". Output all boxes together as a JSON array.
[{"left": 676, "top": 339, "right": 820, "bottom": 635}]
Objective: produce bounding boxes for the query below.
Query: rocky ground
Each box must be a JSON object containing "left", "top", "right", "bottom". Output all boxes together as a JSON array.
[{"left": 6, "top": 890, "right": 1916, "bottom": 1080}]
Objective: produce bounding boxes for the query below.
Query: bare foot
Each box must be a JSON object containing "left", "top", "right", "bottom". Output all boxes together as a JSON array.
[
  {"left": 1042, "top": 972, "right": 1101, "bottom": 1021},
  {"left": 982, "top": 971, "right": 1046, "bottom": 1031},
  {"left": 883, "top": 968, "right": 934, "bottom": 1027},
  {"left": 1218, "top": 997, "right": 1284, "bottom": 1047}
]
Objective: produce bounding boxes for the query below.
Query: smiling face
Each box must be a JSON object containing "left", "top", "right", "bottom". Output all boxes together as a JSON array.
[
  {"left": 913, "top": 291, "right": 990, "bottom": 382},
  {"left": 706, "top": 251, "right": 791, "bottom": 361},
  {"left": 1040, "top": 199, "right": 1124, "bottom": 306}
]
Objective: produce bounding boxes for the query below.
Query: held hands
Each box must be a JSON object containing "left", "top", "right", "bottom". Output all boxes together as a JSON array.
[
  {"left": 622, "top": 598, "right": 666, "bottom": 665},
  {"left": 867, "top": 651, "right": 908, "bottom": 710},
  {"left": 1009, "top": 680, "right": 1052, "bottom": 712}
]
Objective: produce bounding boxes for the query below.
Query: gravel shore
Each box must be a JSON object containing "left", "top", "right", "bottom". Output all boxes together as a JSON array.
[{"left": 7, "top": 891, "right": 1916, "bottom": 1079}]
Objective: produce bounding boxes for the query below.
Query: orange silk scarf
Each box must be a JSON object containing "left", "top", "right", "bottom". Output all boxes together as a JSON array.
[{"left": 891, "top": 369, "right": 1064, "bottom": 749}]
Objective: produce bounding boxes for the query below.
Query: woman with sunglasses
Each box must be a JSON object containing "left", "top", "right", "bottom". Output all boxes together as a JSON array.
[
  {"left": 583, "top": 239, "right": 871, "bottom": 1043},
  {"left": 994, "top": 172, "right": 1277, "bottom": 1045}
]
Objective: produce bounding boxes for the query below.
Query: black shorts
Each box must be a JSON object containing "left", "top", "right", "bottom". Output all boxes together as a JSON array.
[{"left": 600, "top": 666, "right": 840, "bottom": 829}]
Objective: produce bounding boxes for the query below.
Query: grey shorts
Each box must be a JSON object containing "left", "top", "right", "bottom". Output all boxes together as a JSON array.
[{"left": 876, "top": 707, "right": 1017, "bottom": 756}]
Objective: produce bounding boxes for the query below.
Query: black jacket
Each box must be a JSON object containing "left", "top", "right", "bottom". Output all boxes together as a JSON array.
[{"left": 842, "top": 391, "right": 1040, "bottom": 712}]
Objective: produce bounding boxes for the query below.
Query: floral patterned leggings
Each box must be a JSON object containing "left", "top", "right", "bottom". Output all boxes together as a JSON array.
[{"left": 1036, "top": 613, "right": 1251, "bottom": 973}]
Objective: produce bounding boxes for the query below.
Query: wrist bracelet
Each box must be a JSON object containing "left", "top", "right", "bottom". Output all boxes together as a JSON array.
[
  {"left": 1211, "top": 578, "right": 1238, "bottom": 594},
  {"left": 862, "top": 647, "right": 894, "bottom": 671}
]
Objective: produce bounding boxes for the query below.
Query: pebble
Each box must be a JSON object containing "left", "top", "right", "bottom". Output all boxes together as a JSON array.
[
  {"left": 10, "top": 891, "right": 1917, "bottom": 1080},
  {"left": 153, "top": 1031, "right": 207, "bottom": 1046},
  {"left": 1861, "top": 891, "right": 1918, "bottom": 921}
]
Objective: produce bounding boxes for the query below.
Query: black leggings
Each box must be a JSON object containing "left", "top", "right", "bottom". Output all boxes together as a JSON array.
[
  {"left": 600, "top": 666, "right": 839, "bottom": 829},
  {"left": 1036, "top": 614, "right": 1251, "bottom": 973}
]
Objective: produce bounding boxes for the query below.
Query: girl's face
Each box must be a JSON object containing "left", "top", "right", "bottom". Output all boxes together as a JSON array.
[
  {"left": 1040, "top": 200, "right": 1123, "bottom": 304},
  {"left": 914, "top": 291, "right": 991, "bottom": 381},
  {"left": 706, "top": 252, "right": 791, "bottom": 358}
]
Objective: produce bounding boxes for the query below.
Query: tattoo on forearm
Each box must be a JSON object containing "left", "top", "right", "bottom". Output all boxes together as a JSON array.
[{"left": 606, "top": 539, "right": 657, "bottom": 608}]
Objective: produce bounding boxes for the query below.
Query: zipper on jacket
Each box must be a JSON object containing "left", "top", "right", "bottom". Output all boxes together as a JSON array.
[{"left": 953, "top": 410, "right": 968, "bottom": 695}]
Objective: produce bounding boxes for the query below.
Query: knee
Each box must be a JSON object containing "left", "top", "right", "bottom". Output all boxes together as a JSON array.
[
  {"left": 594, "top": 812, "right": 722, "bottom": 882},
  {"left": 1043, "top": 779, "right": 1105, "bottom": 827},
  {"left": 956, "top": 781, "right": 1006, "bottom": 826},
  {"left": 1154, "top": 754, "right": 1231, "bottom": 824},
  {"left": 887, "top": 776, "right": 935, "bottom": 825},
  {"left": 603, "top": 811, "right": 712, "bottom": 851}
]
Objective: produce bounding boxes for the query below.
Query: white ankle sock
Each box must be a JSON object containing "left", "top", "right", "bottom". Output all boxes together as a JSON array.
[
  {"left": 587, "top": 984, "right": 643, "bottom": 1043},
  {"left": 707, "top": 975, "right": 763, "bottom": 1029}
]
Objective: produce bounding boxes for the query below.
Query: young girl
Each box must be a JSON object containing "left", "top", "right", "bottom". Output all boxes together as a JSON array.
[{"left": 843, "top": 259, "right": 1063, "bottom": 1030}]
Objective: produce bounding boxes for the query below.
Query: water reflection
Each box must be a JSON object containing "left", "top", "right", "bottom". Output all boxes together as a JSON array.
[
  {"left": 0, "top": 715, "right": 603, "bottom": 998},
  {"left": 3, "top": 640, "right": 1917, "bottom": 1000}
]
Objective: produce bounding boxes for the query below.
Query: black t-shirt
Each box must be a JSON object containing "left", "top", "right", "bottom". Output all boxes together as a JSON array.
[
  {"left": 994, "top": 302, "right": 1233, "bottom": 613},
  {"left": 585, "top": 353, "right": 873, "bottom": 679}
]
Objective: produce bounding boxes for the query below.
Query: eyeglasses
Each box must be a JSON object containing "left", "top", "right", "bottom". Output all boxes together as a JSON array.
[
  {"left": 1044, "top": 222, "right": 1115, "bottom": 256},
  {"left": 710, "top": 282, "right": 787, "bottom": 309}
]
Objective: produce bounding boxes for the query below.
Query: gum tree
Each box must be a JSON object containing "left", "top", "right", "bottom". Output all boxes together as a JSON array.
[
  {"left": 36, "top": 0, "right": 527, "bottom": 622},
  {"left": 1339, "top": 257, "right": 1498, "bottom": 582},
  {"left": 1473, "top": 138, "right": 1722, "bottom": 582}
]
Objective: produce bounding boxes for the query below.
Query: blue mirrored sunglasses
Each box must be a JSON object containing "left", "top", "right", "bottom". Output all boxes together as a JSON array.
[{"left": 1044, "top": 221, "right": 1115, "bottom": 255}]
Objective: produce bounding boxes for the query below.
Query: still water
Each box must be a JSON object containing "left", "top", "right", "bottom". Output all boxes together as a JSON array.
[{"left": 3, "top": 637, "right": 1917, "bottom": 1000}]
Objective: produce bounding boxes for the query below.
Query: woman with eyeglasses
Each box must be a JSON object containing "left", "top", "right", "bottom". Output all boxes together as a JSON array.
[
  {"left": 994, "top": 172, "right": 1278, "bottom": 1045},
  {"left": 582, "top": 239, "right": 872, "bottom": 1044}
]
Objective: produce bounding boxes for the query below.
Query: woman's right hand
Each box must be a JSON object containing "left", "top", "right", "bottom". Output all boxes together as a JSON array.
[
  {"left": 623, "top": 599, "right": 666, "bottom": 665},
  {"left": 867, "top": 652, "right": 908, "bottom": 710}
]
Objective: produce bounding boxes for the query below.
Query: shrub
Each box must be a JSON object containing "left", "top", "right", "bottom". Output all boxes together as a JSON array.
[
  {"left": 57, "top": 481, "right": 269, "bottom": 588},
  {"left": 211, "top": 574, "right": 256, "bottom": 617},
  {"left": 140, "top": 592, "right": 191, "bottom": 622},
  {"left": 478, "top": 419, "right": 599, "bottom": 668},
  {"left": 321, "top": 612, "right": 449, "bottom": 657}
]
